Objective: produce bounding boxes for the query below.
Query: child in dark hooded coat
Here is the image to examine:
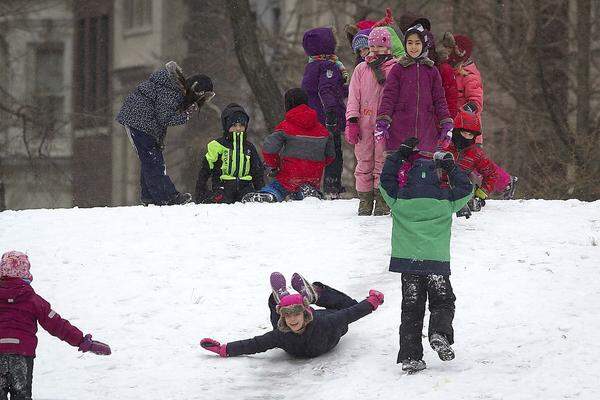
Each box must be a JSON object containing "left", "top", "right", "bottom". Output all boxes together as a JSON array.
[
  {"left": 301, "top": 27, "right": 348, "bottom": 197},
  {"left": 194, "top": 103, "right": 264, "bottom": 204}
]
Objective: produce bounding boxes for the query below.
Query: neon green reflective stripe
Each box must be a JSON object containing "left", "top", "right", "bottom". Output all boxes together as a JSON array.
[
  {"left": 232, "top": 133, "right": 238, "bottom": 177},
  {"left": 238, "top": 135, "right": 245, "bottom": 178},
  {"left": 205, "top": 140, "right": 225, "bottom": 170},
  {"left": 220, "top": 175, "right": 252, "bottom": 181}
]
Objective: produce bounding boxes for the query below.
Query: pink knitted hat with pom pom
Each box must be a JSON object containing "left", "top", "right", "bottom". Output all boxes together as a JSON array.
[{"left": 368, "top": 27, "right": 392, "bottom": 49}]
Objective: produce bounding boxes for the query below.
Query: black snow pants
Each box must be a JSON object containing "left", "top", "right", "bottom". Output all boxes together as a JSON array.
[
  {"left": 398, "top": 273, "right": 456, "bottom": 362},
  {"left": 0, "top": 354, "right": 34, "bottom": 400},
  {"left": 268, "top": 282, "right": 358, "bottom": 330}
]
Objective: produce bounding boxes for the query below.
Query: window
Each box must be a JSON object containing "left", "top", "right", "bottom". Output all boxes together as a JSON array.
[
  {"left": 74, "top": 14, "right": 110, "bottom": 128},
  {"left": 32, "top": 45, "right": 65, "bottom": 131},
  {"left": 123, "top": 0, "right": 152, "bottom": 33}
]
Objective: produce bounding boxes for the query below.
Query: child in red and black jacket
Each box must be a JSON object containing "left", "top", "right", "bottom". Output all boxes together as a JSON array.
[
  {"left": 0, "top": 251, "right": 110, "bottom": 399},
  {"left": 442, "top": 110, "right": 518, "bottom": 215}
]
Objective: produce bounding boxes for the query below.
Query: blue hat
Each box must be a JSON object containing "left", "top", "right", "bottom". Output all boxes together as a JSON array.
[{"left": 352, "top": 29, "right": 371, "bottom": 53}]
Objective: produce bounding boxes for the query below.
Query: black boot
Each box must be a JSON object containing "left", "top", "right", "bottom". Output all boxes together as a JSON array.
[{"left": 167, "top": 192, "right": 192, "bottom": 205}]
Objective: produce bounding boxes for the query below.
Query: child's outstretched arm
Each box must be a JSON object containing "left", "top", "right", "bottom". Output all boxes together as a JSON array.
[
  {"left": 34, "top": 295, "right": 110, "bottom": 355},
  {"left": 201, "top": 331, "right": 280, "bottom": 357},
  {"left": 327, "top": 290, "right": 383, "bottom": 328}
]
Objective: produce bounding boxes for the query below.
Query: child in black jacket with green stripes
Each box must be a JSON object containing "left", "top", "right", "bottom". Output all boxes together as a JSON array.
[{"left": 195, "top": 104, "right": 264, "bottom": 203}]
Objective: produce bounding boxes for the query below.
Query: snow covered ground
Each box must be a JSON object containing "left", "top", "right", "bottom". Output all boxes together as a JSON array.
[{"left": 1, "top": 199, "right": 599, "bottom": 399}]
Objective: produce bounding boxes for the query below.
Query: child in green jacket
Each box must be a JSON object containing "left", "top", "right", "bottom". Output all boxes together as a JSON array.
[{"left": 379, "top": 137, "right": 472, "bottom": 374}]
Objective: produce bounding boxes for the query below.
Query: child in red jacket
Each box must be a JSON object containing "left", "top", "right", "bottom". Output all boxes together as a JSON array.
[
  {"left": 0, "top": 251, "right": 110, "bottom": 399},
  {"left": 442, "top": 111, "right": 518, "bottom": 216}
]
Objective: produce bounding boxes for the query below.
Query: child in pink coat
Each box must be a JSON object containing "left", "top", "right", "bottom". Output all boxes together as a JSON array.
[
  {"left": 345, "top": 27, "right": 400, "bottom": 216},
  {"left": 0, "top": 251, "right": 110, "bottom": 399}
]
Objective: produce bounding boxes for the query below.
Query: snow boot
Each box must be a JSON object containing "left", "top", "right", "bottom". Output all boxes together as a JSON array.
[
  {"left": 291, "top": 273, "right": 319, "bottom": 304},
  {"left": 293, "top": 184, "right": 324, "bottom": 200},
  {"left": 167, "top": 192, "right": 192, "bottom": 205},
  {"left": 357, "top": 191, "right": 374, "bottom": 216},
  {"left": 241, "top": 192, "right": 277, "bottom": 203},
  {"left": 401, "top": 359, "right": 427, "bottom": 374},
  {"left": 373, "top": 190, "right": 390, "bottom": 216},
  {"left": 501, "top": 176, "right": 519, "bottom": 200},
  {"left": 429, "top": 333, "right": 455, "bottom": 361},
  {"left": 270, "top": 272, "right": 289, "bottom": 304},
  {"left": 141, "top": 197, "right": 154, "bottom": 206}
]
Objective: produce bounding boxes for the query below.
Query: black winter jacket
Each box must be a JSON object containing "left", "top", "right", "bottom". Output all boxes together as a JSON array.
[{"left": 226, "top": 300, "right": 373, "bottom": 358}]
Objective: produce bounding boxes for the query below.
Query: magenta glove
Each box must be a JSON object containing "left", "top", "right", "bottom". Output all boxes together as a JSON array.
[
  {"left": 200, "top": 338, "right": 228, "bottom": 357},
  {"left": 345, "top": 122, "right": 361, "bottom": 145},
  {"left": 78, "top": 334, "right": 111, "bottom": 355},
  {"left": 437, "top": 121, "right": 453, "bottom": 150},
  {"left": 366, "top": 289, "right": 384, "bottom": 310},
  {"left": 374, "top": 119, "right": 390, "bottom": 142}
]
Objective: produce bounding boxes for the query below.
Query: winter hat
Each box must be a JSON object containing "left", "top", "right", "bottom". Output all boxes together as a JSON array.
[
  {"left": 404, "top": 24, "right": 430, "bottom": 59},
  {"left": 398, "top": 12, "right": 432, "bottom": 35},
  {"left": 0, "top": 251, "right": 32, "bottom": 281},
  {"left": 368, "top": 27, "right": 392, "bottom": 50},
  {"left": 185, "top": 74, "right": 213, "bottom": 93},
  {"left": 453, "top": 109, "right": 481, "bottom": 135},
  {"left": 345, "top": 20, "right": 376, "bottom": 46},
  {"left": 447, "top": 34, "right": 473, "bottom": 65},
  {"left": 275, "top": 294, "right": 314, "bottom": 333},
  {"left": 302, "top": 27, "right": 336, "bottom": 56},
  {"left": 284, "top": 88, "right": 308, "bottom": 112},
  {"left": 352, "top": 29, "right": 371, "bottom": 53},
  {"left": 220, "top": 103, "right": 249, "bottom": 133}
]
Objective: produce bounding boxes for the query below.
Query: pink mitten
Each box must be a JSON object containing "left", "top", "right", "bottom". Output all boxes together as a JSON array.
[
  {"left": 366, "top": 289, "right": 384, "bottom": 310},
  {"left": 78, "top": 334, "right": 111, "bottom": 355},
  {"left": 200, "top": 338, "right": 228, "bottom": 357},
  {"left": 345, "top": 122, "right": 361, "bottom": 145}
]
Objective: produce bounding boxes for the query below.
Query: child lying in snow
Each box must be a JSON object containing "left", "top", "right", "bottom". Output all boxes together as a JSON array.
[
  {"left": 0, "top": 251, "right": 110, "bottom": 399},
  {"left": 200, "top": 272, "right": 383, "bottom": 358}
]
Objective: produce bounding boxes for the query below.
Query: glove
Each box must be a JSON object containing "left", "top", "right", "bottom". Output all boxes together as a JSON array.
[
  {"left": 345, "top": 121, "right": 360, "bottom": 145},
  {"left": 463, "top": 102, "right": 478, "bottom": 113},
  {"left": 456, "top": 204, "right": 472, "bottom": 219},
  {"left": 433, "top": 151, "right": 456, "bottom": 173},
  {"left": 474, "top": 188, "right": 488, "bottom": 200},
  {"left": 437, "top": 121, "right": 453, "bottom": 150},
  {"left": 366, "top": 289, "right": 384, "bottom": 310},
  {"left": 325, "top": 111, "right": 338, "bottom": 131},
  {"left": 78, "top": 334, "right": 111, "bottom": 355},
  {"left": 469, "top": 197, "right": 485, "bottom": 212},
  {"left": 200, "top": 338, "right": 228, "bottom": 357},
  {"left": 374, "top": 119, "right": 390, "bottom": 142},
  {"left": 266, "top": 166, "right": 279, "bottom": 178},
  {"left": 397, "top": 137, "right": 419, "bottom": 159}
]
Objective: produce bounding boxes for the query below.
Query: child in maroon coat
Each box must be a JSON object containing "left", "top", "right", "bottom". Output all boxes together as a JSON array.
[
  {"left": 442, "top": 111, "right": 518, "bottom": 215},
  {"left": 0, "top": 251, "right": 110, "bottom": 399}
]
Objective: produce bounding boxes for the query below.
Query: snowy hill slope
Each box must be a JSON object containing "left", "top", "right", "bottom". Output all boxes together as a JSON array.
[{"left": 1, "top": 199, "right": 599, "bottom": 399}]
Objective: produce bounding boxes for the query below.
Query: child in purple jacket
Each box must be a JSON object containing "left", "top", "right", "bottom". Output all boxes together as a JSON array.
[
  {"left": 301, "top": 27, "right": 349, "bottom": 197},
  {"left": 0, "top": 251, "right": 110, "bottom": 399},
  {"left": 375, "top": 24, "right": 453, "bottom": 153}
]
